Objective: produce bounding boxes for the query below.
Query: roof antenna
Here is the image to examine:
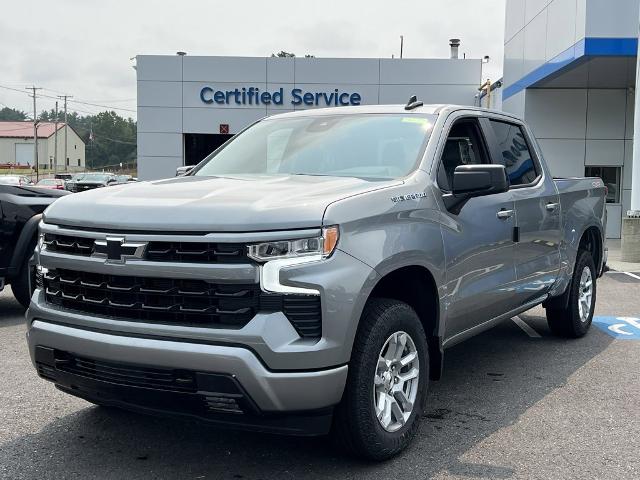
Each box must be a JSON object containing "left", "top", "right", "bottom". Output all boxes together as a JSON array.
[{"left": 405, "top": 95, "right": 423, "bottom": 111}]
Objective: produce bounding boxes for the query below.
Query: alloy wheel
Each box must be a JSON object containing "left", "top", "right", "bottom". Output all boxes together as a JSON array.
[
  {"left": 373, "top": 331, "right": 420, "bottom": 432},
  {"left": 578, "top": 266, "right": 593, "bottom": 322}
]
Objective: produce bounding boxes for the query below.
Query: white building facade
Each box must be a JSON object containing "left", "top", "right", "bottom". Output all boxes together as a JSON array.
[
  {"left": 502, "top": 0, "right": 640, "bottom": 239},
  {"left": 136, "top": 55, "right": 483, "bottom": 180}
]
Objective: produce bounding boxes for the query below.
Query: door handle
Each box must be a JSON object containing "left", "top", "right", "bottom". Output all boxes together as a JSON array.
[
  {"left": 497, "top": 209, "right": 514, "bottom": 220},
  {"left": 545, "top": 202, "right": 560, "bottom": 212}
]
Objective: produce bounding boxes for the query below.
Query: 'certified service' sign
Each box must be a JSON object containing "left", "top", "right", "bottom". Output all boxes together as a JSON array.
[{"left": 200, "top": 86, "right": 362, "bottom": 107}]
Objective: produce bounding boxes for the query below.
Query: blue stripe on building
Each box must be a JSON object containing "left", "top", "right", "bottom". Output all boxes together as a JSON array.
[{"left": 503, "top": 37, "right": 639, "bottom": 100}]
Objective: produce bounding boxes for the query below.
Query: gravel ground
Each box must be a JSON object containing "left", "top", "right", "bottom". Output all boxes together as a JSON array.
[{"left": 1, "top": 272, "right": 638, "bottom": 480}]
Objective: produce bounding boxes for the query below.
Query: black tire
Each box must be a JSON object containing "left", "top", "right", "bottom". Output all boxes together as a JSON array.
[
  {"left": 546, "top": 249, "right": 596, "bottom": 338},
  {"left": 11, "top": 241, "right": 36, "bottom": 310},
  {"left": 332, "top": 298, "right": 429, "bottom": 460}
]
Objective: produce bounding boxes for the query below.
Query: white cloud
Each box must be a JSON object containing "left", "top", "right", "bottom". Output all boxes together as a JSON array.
[{"left": 0, "top": 0, "right": 506, "bottom": 118}]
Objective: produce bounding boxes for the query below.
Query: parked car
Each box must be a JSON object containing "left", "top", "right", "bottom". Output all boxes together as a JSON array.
[
  {"left": 0, "top": 175, "right": 33, "bottom": 186},
  {"left": 63, "top": 173, "right": 85, "bottom": 192},
  {"left": 112, "top": 174, "right": 138, "bottom": 184},
  {"left": 35, "top": 178, "right": 66, "bottom": 190},
  {"left": 0, "top": 183, "right": 68, "bottom": 308},
  {"left": 27, "top": 103, "right": 607, "bottom": 460},
  {"left": 54, "top": 173, "right": 73, "bottom": 181},
  {"left": 65, "top": 173, "right": 117, "bottom": 192}
]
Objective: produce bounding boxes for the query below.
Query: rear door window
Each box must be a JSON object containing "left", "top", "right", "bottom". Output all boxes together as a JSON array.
[{"left": 489, "top": 120, "right": 539, "bottom": 187}]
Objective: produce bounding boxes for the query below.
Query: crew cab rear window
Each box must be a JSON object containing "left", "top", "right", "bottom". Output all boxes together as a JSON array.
[{"left": 489, "top": 120, "right": 539, "bottom": 187}]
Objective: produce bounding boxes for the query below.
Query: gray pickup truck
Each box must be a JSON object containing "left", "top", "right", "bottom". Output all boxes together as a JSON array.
[{"left": 27, "top": 103, "right": 606, "bottom": 460}]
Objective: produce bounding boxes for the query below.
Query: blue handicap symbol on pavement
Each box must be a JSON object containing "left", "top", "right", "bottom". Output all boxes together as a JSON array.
[{"left": 593, "top": 316, "right": 640, "bottom": 340}]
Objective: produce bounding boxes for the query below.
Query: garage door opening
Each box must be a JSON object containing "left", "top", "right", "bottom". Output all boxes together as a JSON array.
[{"left": 184, "top": 133, "right": 233, "bottom": 166}]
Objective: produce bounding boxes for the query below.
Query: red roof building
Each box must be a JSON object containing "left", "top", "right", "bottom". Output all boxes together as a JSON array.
[
  {"left": 0, "top": 121, "right": 66, "bottom": 139},
  {"left": 0, "top": 121, "right": 85, "bottom": 169}
]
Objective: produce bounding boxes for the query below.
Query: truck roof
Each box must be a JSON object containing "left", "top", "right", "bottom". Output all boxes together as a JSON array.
[{"left": 267, "top": 104, "right": 522, "bottom": 121}]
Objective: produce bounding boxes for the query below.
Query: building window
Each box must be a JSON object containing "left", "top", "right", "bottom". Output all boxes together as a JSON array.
[
  {"left": 66, "top": 157, "right": 70, "bottom": 167},
  {"left": 74, "top": 144, "right": 77, "bottom": 150},
  {"left": 585, "top": 166, "right": 621, "bottom": 204},
  {"left": 77, "top": 159, "right": 81, "bottom": 167}
]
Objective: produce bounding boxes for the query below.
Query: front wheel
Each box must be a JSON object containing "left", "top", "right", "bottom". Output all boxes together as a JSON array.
[
  {"left": 546, "top": 249, "right": 596, "bottom": 338},
  {"left": 332, "top": 298, "right": 428, "bottom": 460}
]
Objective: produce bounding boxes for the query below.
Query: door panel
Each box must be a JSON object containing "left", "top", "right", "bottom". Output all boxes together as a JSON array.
[
  {"left": 512, "top": 185, "right": 561, "bottom": 300},
  {"left": 487, "top": 120, "right": 561, "bottom": 301},
  {"left": 436, "top": 116, "right": 518, "bottom": 340},
  {"left": 441, "top": 193, "right": 517, "bottom": 338}
]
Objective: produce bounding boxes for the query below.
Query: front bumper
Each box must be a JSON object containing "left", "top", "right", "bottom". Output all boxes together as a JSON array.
[{"left": 27, "top": 319, "right": 347, "bottom": 434}]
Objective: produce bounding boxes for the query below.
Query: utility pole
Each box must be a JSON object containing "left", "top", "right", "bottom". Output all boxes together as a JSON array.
[
  {"left": 400, "top": 35, "right": 404, "bottom": 59},
  {"left": 58, "top": 95, "right": 72, "bottom": 172},
  {"left": 26, "top": 86, "right": 42, "bottom": 181},
  {"left": 53, "top": 101, "right": 59, "bottom": 175}
]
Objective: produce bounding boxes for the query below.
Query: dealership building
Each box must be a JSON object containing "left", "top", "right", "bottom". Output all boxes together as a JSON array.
[
  {"left": 502, "top": 0, "right": 640, "bottom": 240},
  {"left": 135, "top": 54, "right": 483, "bottom": 180},
  {"left": 135, "top": 0, "right": 640, "bottom": 245}
]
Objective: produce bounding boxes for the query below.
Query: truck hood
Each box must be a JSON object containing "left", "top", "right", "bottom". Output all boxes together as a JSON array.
[{"left": 44, "top": 174, "right": 401, "bottom": 232}]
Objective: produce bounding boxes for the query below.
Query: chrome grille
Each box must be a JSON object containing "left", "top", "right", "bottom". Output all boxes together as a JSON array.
[
  {"left": 43, "top": 233, "right": 248, "bottom": 264},
  {"left": 145, "top": 241, "right": 247, "bottom": 263},
  {"left": 43, "top": 234, "right": 94, "bottom": 256}
]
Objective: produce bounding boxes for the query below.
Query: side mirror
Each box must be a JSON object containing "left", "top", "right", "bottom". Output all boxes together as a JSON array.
[
  {"left": 176, "top": 166, "right": 193, "bottom": 177},
  {"left": 444, "top": 164, "right": 509, "bottom": 214},
  {"left": 452, "top": 164, "right": 508, "bottom": 198}
]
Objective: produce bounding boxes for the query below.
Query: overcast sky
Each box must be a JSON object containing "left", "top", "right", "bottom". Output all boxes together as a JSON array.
[{"left": 0, "top": 0, "right": 506, "bottom": 119}]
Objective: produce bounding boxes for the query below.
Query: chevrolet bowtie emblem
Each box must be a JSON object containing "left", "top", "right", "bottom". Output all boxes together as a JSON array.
[{"left": 93, "top": 237, "right": 147, "bottom": 264}]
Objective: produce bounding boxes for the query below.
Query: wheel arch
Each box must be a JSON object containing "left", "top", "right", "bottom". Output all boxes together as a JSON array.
[
  {"left": 8, "top": 214, "right": 41, "bottom": 279},
  {"left": 578, "top": 225, "right": 604, "bottom": 275},
  {"left": 545, "top": 224, "right": 603, "bottom": 311},
  {"left": 362, "top": 264, "right": 444, "bottom": 381}
]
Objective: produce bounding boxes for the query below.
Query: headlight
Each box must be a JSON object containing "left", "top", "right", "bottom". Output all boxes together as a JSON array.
[{"left": 247, "top": 226, "right": 339, "bottom": 262}]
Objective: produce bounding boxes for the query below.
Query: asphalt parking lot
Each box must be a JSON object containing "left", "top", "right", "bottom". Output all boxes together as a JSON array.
[{"left": 1, "top": 272, "right": 639, "bottom": 480}]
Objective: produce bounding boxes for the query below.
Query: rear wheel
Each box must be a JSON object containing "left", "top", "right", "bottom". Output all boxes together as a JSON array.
[
  {"left": 546, "top": 249, "right": 596, "bottom": 338},
  {"left": 332, "top": 298, "right": 428, "bottom": 460}
]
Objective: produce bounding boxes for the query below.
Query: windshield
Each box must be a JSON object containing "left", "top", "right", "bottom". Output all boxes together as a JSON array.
[
  {"left": 37, "top": 179, "right": 57, "bottom": 185},
  {"left": 193, "top": 114, "right": 437, "bottom": 180}
]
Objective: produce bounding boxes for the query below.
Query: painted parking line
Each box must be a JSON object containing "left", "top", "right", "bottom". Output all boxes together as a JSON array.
[
  {"left": 512, "top": 316, "right": 542, "bottom": 338},
  {"left": 593, "top": 316, "right": 640, "bottom": 340},
  {"left": 606, "top": 271, "right": 640, "bottom": 281}
]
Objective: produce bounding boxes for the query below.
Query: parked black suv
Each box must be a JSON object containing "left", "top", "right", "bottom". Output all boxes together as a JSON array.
[
  {"left": 0, "top": 183, "right": 68, "bottom": 307},
  {"left": 66, "top": 173, "right": 117, "bottom": 192}
]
